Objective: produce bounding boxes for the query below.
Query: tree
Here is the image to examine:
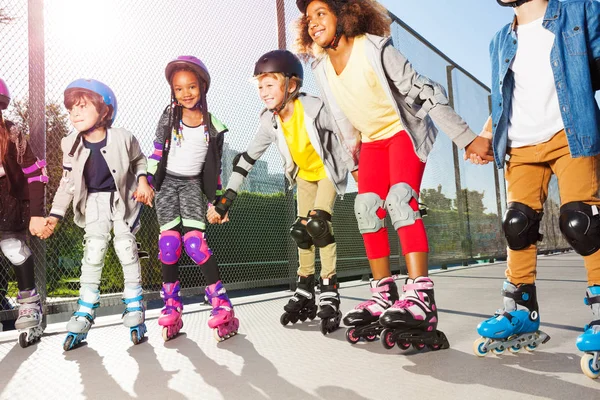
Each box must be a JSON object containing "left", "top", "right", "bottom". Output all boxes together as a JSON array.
[
  {"left": 420, "top": 184, "right": 452, "bottom": 211},
  {"left": 457, "top": 188, "right": 486, "bottom": 215}
]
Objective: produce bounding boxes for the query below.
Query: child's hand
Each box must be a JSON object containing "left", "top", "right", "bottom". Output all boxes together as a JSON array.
[
  {"left": 464, "top": 132, "right": 493, "bottom": 165},
  {"left": 134, "top": 181, "right": 154, "bottom": 207},
  {"left": 39, "top": 216, "right": 58, "bottom": 239},
  {"left": 207, "top": 205, "right": 222, "bottom": 224},
  {"left": 29, "top": 216, "right": 47, "bottom": 237}
]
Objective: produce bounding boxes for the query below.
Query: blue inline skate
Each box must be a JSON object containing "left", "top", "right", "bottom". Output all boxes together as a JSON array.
[
  {"left": 576, "top": 286, "right": 600, "bottom": 379},
  {"left": 473, "top": 282, "right": 550, "bottom": 356},
  {"left": 63, "top": 286, "right": 99, "bottom": 351},
  {"left": 122, "top": 286, "right": 147, "bottom": 345}
]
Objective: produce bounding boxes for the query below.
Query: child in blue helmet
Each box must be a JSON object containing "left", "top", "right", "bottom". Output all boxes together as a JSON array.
[
  {"left": 147, "top": 56, "right": 239, "bottom": 342},
  {"left": 44, "top": 79, "right": 153, "bottom": 350}
]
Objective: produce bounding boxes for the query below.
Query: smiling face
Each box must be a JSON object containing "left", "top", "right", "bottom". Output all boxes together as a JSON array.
[
  {"left": 306, "top": 1, "right": 338, "bottom": 48},
  {"left": 171, "top": 69, "right": 201, "bottom": 109},
  {"left": 68, "top": 96, "right": 102, "bottom": 132},
  {"left": 257, "top": 74, "right": 286, "bottom": 110}
]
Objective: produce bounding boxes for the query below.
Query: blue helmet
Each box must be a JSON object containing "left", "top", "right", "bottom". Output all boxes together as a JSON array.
[{"left": 65, "top": 79, "right": 117, "bottom": 125}]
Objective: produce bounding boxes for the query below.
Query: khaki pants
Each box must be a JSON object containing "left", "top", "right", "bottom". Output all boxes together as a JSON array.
[
  {"left": 296, "top": 177, "right": 337, "bottom": 278},
  {"left": 505, "top": 130, "right": 600, "bottom": 285}
]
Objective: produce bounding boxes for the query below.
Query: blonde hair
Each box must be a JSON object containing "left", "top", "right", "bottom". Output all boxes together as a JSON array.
[{"left": 255, "top": 73, "right": 302, "bottom": 95}]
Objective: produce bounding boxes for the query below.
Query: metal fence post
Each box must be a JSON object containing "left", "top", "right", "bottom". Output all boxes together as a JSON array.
[{"left": 28, "top": 0, "right": 47, "bottom": 307}]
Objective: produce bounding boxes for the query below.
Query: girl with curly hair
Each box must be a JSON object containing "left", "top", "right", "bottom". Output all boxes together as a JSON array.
[{"left": 295, "top": 0, "right": 491, "bottom": 350}]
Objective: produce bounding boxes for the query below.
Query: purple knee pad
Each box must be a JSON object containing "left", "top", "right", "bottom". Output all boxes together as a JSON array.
[
  {"left": 183, "top": 230, "right": 212, "bottom": 265},
  {"left": 158, "top": 230, "right": 182, "bottom": 265}
]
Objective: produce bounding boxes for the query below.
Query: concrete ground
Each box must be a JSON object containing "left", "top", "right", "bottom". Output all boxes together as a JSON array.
[{"left": 0, "top": 252, "right": 599, "bottom": 400}]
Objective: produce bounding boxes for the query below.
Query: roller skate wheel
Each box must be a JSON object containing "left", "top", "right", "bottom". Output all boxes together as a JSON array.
[
  {"left": 299, "top": 314, "right": 308, "bottom": 322},
  {"left": 289, "top": 314, "right": 299, "bottom": 324},
  {"left": 580, "top": 353, "right": 600, "bottom": 379},
  {"left": 381, "top": 329, "right": 395, "bottom": 350},
  {"left": 345, "top": 327, "right": 360, "bottom": 344},
  {"left": 18, "top": 332, "right": 28, "bottom": 348},
  {"left": 427, "top": 344, "right": 441, "bottom": 351},
  {"left": 413, "top": 343, "right": 426, "bottom": 351},
  {"left": 63, "top": 335, "right": 76, "bottom": 352},
  {"left": 131, "top": 329, "right": 141, "bottom": 345},
  {"left": 397, "top": 341, "right": 411, "bottom": 351},
  {"left": 491, "top": 345, "right": 505, "bottom": 355},
  {"left": 320, "top": 319, "right": 329, "bottom": 335},
  {"left": 280, "top": 313, "right": 290, "bottom": 326},
  {"left": 213, "top": 328, "right": 225, "bottom": 342},
  {"left": 473, "top": 337, "right": 489, "bottom": 357},
  {"left": 365, "top": 334, "right": 377, "bottom": 342},
  {"left": 162, "top": 327, "right": 170, "bottom": 342},
  {"left": 525, "top": 343, "right": 538, "bottom": 352},
  {"left": 308, "top": 309, "right": 317, "bottom": 320},
  {"left": 509, "top": 344, "right": 521, "bottom": 353}
]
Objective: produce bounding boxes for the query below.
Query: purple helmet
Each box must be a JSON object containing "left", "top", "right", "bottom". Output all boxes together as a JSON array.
[
  {"left": 65, "top": 79, "right": 118, "bottom": 125},
  {"left": 165, "top": 56, "right": 211, "bottom": 92},
  {"left": 0, "top": 78, "right": 10, "bottom": 110}
]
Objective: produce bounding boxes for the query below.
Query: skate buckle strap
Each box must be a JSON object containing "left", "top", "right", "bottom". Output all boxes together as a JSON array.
[
  {"left": 123, "top": 295, "right": 143, "bottom": 304},
  {"left": 73, "top": 311, "right": 95, "bottom": 323},
  {"left": 584, "top": 296, "right": 600, "bottom": 306},
  {"left": 211, "top": 305, "right": 232, "bottom": 316},
  {"left": 403, "top": 281, "right": 433, "bottom": 291},
  {"left": 295, "top": 288, "right": 313, "bottom": 299},
  {"left": 78, "top": 299, "right": 99, "bottom": 309},
  {"left": 161, "top": 290, "right": 181, "bottom": 302},
  {"left": 357, "top": 299, "right": 376, "bottom": 309},
  {"left": 319, "top": 291, "right": 338, "bottom": 299},
  {"left": 371, "top": 284, "right": 389, "bottom": 293},
  {"left": 586, "top": 319, "right": 600, "bottom": 329},
  {"left": 123, "top": 306, "right": 144, "bottom": 315}
]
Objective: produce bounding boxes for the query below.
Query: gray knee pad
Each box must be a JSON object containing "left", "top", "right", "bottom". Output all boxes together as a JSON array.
[
  {"left": 0, "top": 238, "right": 31, "bottom": 266},
  {"left": 114, "top": 235, "right": 140, "bottom": 267},
  {"left": 354, "top": 192, "right": 385, "bottom": 234},
  {"left": 385, "top": 183, "right": 421, "bottom": 230},
  {"left": 559, "top": 201, "right": 600, "bottom": 256},
  {"left": 82, "top": 235, "right": 109, "bottom": 267}
]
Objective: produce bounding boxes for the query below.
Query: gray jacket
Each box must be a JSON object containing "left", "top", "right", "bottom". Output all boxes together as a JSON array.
[
  {"left": 312, "top": 34, "right": 477, "bottom": 162},
  {"left": 49, "top": 128, "right": 147, "bottom": 230},
  {"left": 227, "top": 93, "right": 356, "bottom": 195}
]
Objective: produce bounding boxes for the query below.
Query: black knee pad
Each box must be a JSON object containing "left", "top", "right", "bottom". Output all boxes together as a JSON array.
[
  {"left": 290, "top": 217, "right": 313, "bottom": 250},
  {"left": 559, "top": 202, "right": 600, "bottom": 256},
  {"left": 502, "top": 202, "right": 543, "bottom": 250},
  {"left": 306, "top": 210, "right": 335, "bottom": 248}
]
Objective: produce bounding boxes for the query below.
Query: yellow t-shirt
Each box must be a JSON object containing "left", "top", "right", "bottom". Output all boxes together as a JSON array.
[
  {"left": 326, "top": 35, "right": 403, "bottom": 143},
  {"left": 281, "top": 99, "right": 327, "bottom": 182}
]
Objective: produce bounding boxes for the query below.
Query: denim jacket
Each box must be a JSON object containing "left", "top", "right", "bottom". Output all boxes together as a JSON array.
[{"left": 490, "top": 0, "right": 600, "bottom": 169}]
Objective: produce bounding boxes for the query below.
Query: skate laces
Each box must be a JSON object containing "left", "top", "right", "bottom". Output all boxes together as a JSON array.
[
  {"left": 392, "top": 298, "right": 414, "bottom": 309},
  {"left": 19, "top": 302, "right": 40, "bottom": 316}
]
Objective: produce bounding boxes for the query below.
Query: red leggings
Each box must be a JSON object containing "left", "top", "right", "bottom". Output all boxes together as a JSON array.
[{"left": 358, "top": 131, "right": 429, "bottom": 259}]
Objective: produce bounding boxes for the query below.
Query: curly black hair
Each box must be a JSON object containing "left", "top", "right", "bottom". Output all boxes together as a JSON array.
[{"left": 294, "top": 0, "right": 391, "bottom": 59}]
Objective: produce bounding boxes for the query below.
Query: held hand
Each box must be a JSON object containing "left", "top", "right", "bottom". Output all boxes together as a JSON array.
[
  {"left": 29, "top": 216, "right": 46, "bottom": 237},
  {"left": 464, "top": 135, "right": 494, "bottom": 165},
  {"left": 39, "top": 216, "right": 59, "bottom": 239},
  {"left": 206, "top": 205, "right": 222, "bottom": 224},
  {"left": 135, "top": 183, "right": 154, "bottom": 207}
]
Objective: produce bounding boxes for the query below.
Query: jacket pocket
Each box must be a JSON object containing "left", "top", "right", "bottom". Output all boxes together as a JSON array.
[{"left": 563, "top": 28, "right": 586, "bottom": 56}]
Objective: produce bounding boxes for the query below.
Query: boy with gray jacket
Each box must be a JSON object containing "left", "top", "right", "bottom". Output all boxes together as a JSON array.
[{"left": 207, "top": 50, "right": 356, "bottom": 335}]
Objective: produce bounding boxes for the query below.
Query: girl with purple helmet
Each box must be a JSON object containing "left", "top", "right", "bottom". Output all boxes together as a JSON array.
[
  {"left": 147, "top": 56, "right": 239, "bottom": 342},
  {"left": 0, "top": 77, "right": 48, "bottom": 348}
]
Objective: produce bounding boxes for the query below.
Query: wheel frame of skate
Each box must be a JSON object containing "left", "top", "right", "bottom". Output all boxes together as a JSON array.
[
  {"left": 18, "top": 325, "right": 44, "bottom": 348},
  {"left": 345, "top": 322, "right": 382, "bottom": 344},
  {"left": 161, "top": 319, "right": 184, "bottom": 342},
  {"left": 213, "top": 317, "right": 240, "bottom": 342},
  {"left": 63, "top": 332, "right": 88, "bottom": 352},
  {"left": 472, "top": 331, "right": 550, "bottom": 357},
  {"left": 319, "top": 310, "right": 341, "bottom": 336},
  {"left": 280, "top": 307, "right": 317, "bottom": 326},
  {"left": 130, "top": 323, "right": 147, "bottom": 345},
  {"left": 580, "top": 352, "right": 600, "bottom": 379},
  {"left": 381, "top": 328, "right": 449, "bottom": 352}
]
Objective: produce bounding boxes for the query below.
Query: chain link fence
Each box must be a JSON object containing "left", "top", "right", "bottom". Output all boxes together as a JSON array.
[{"left": 0, "top": 0, "right": 569, "bottom": 327}]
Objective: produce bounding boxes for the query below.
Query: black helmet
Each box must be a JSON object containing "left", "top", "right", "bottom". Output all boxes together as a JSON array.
[
  {"left": 254, "top": 50, "right": 304, "bottom": 82},
  {"left": 496, "top": 0, "right": 532, "bottom": 7}
]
